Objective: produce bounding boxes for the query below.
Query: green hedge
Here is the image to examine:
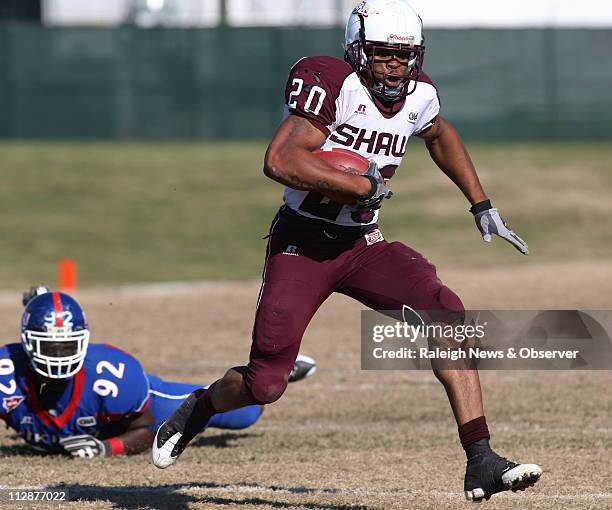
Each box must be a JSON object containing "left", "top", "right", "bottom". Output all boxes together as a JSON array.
[{"left": 1, "top": 24, "right": 611, "bottom": 140}]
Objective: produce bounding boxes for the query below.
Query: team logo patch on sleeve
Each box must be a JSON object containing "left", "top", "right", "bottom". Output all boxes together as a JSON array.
[{"left": 3, "top": 395, "right": 25, "bottom": 413}]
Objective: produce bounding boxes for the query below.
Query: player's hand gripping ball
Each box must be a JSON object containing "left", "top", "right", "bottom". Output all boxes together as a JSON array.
[{"left": 313, "top": 148, "right": 376, "bottom": 205}]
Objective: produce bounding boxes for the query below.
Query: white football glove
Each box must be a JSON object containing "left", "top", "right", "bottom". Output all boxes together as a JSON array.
[
  {"left": 59, "top": 434, "right": 107, "bottom": 459},
  {"left": 471, "top": 200, "right": 529, "bottom": 255},
  {"left": 355, "top": 161, "right": 393, "bottom": 211}
]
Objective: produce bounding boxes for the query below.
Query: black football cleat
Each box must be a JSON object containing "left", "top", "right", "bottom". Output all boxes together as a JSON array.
[
  {"left": 152, "top": 388, "right": 206, "bottom": 469},
  {"left": 288, "top": 354, "right": 317, "bottom": 383},
  {"left": 464, "top": 448, "right": 542, "bottom": 502}
]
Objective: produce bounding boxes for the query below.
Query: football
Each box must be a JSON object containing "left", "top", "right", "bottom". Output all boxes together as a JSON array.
[{"left": 313, "top": 147, "right": 370, "bottom": 204}]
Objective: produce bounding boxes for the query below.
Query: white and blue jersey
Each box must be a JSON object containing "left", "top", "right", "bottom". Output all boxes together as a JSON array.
[{"left": 0, "top": 343, "right": 261, "bottom": 453}]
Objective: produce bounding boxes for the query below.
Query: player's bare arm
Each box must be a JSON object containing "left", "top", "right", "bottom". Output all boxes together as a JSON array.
[
  {"left": 60, "top": 409, "right": 155, "bottom": 458},
  {"left": 109, "top": 409, "right": 156, "bottom": 455},
  {"left": 419, "top": 116, "right": 529, "bottom": 254},
  {"left": 417, "top": 116, "right": 487, "bottom": 205},
  {"left": 264, "top": 115, "right": 372, "bottom": 198}
]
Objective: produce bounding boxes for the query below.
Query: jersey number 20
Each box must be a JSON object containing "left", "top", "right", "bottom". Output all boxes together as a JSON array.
[{"left": 287, "top": 78, "right": 327, "bottom": 116}]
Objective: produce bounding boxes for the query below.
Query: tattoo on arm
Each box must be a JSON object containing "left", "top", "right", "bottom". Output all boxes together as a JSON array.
[
  {"left": 289, "top": 174, "right": 314, "bottom": 191},
  {"left": 316, "top": 179, "right": 345, "bottom": 194},
  {"left": 289, "top": 175, "right": 345, "bottom": 194},
  {"left": 288, "top": 116, "right": 321, "bottom": 139},
  {"left": 271, "top": 116, "right": 349, "bottom": 194}
]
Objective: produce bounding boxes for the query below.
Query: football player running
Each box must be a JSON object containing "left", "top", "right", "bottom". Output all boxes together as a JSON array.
[
  {"left": 0, "top": 288, "right": 316, "bottom": 458},
  {"left": 153, "top": 0, "right": 540, "bottom": 502}
]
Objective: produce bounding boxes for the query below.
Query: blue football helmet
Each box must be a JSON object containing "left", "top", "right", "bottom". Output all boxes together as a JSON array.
[{"left": 21, "top": 291, "right": 90, "bottom": 379}]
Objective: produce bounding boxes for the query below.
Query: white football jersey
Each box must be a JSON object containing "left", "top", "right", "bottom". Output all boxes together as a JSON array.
[{"left": 282, "top": 56, "right": 439, "bottom": 227}]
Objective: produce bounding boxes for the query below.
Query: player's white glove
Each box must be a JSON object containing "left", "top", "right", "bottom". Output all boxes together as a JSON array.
[
  {"left": 59, "top": 434, "right": 108, "bottom": 458},
  {"left": 471, "top": 200, "right": 529, "bottom": 255},
  {"left": 356, "top": 161, "right": 393, "bottom": 211}
]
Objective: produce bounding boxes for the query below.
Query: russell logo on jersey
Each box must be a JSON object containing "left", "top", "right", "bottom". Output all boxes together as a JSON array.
[{"left": 282, "top": 245, "right": 299, "bottom": 256}]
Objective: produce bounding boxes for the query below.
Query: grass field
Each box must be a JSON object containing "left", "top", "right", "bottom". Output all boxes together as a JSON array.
[
  {"left": 0, "top": 273, "right": 611, "bottom": 510},
  {"left": 0, "top": 141, "right": 611, "bottom": 509},
  {"left": 1, "top": 141, "right": 611, "bottom": 287}
]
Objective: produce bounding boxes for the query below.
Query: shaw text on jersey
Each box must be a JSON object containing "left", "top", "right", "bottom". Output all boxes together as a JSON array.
[{"left": 329, "top": 124, "right": 407, "bottom": 157}]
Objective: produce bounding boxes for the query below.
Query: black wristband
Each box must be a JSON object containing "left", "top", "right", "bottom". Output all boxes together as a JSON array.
[
  {"left": 469, "top": 199, "right": 492, "bottom": 216},
  {"left": 360, "top": 175, "right": 378, "bottom": 200}
]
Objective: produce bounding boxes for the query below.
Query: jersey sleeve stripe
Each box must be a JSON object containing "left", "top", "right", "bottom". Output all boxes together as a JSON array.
[
  {"left": 135, "top": 393, "right": 152, "bottom": 413},
  {"left": 149, "top": 389, "right": 198, "bottom": 400},
  {"left": 413, "top": 115, "right": 438, "bottom": 136}
]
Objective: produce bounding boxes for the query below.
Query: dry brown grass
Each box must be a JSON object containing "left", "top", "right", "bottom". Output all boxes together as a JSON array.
[{"left": 0, "top": 264, "right": 611, "bottom": 509}]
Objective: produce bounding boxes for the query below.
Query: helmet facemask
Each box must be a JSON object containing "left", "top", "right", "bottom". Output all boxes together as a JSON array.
[
  {"left": 21, "top": 326, "right": 89, "bottom": 380},
  {"left": 346, "top": 38, "right": 424, "bottom": 102}
]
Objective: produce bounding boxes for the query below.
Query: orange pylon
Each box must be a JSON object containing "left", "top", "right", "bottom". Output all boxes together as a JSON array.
[{"left": 58, "top": 258, "right": 78, "bottom": 292}]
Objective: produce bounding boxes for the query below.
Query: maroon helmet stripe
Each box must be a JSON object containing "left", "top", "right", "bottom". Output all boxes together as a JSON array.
[{"left": 52, "top": 292, "right": 64, "bottom": 327}]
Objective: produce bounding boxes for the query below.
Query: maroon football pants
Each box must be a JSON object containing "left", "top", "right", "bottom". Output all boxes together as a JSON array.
[{"left": 244, "top": 211, "right": 464, "bottom": 404}]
